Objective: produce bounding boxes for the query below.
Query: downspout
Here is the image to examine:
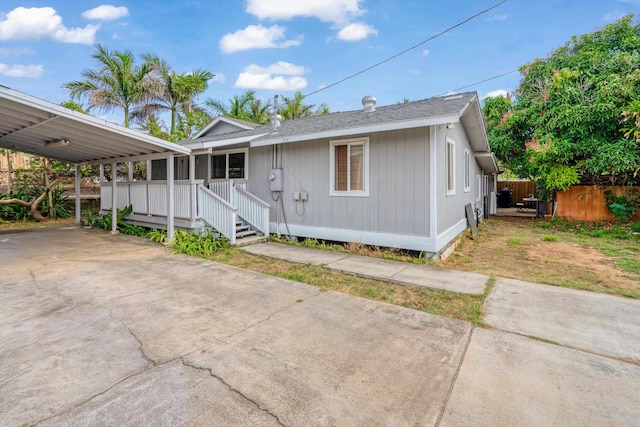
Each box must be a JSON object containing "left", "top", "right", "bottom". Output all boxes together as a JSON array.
[{"left": 429, "top": 125, "right": 438, "bottom": 241}]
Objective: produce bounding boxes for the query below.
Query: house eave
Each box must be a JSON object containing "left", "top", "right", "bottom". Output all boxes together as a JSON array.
[{"left": 251, "top": 114, "right": 460, "bottom": 147}]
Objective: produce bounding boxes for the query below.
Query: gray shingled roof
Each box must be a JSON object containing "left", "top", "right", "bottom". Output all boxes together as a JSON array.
[{"left": 184, "top": 91, "right": 478, "bottom": 146}]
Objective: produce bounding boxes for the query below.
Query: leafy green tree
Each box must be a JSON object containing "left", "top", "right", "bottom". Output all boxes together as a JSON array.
[
  {"left": 63, "top": 43, "right": 154, "bottom": 128},
  {"left": 138, "top": 53, "right": 214, "bottom": 135},
  {"left": 484, "top": 15, "right": 640, "bottom": 198},
  {"left": 278, "top": 91, "right": 329, "bottom": 120},
  {"left": 60, "top": 100, "right": 86, "bottom": 113},
  {"left": 205, "top": 90, "right": 258, "bottom": 122}
]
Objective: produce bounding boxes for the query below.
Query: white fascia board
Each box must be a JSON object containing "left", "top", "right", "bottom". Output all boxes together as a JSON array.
[
  {"left": 474, "top": 152, "right": 499, "bottom": 174},
  {"left": 251, "top": 114, "right": 460, "bottom": 147},
  {"left": 1, "top": 86, "right": 191, "bottom": 156},
  {"left": 184, "top": 133, "right": 269, "bottom": 150},
  {"left": 80, "top": 151, "right": 183, "bottom": 166},
  {"left": 193, "top": 116, "right": 255, "bottom": 138}
]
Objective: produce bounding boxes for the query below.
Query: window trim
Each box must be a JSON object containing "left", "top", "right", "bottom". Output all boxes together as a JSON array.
[
  {"left": 463, "top": 149, "right": 471, "bottom": 192},
  {"left": 329, "top": 137, "right": 370, "bottom": 197},
  {"left": 210, "top": 148, "right": 248, "bottom": 180},
  {"left": 446, "top": 137, "right": 456, "bottom": 196}
]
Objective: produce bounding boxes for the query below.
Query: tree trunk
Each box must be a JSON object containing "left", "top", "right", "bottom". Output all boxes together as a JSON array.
[{"left": 0, "top": 177, "right": 62, "bottom": 222}]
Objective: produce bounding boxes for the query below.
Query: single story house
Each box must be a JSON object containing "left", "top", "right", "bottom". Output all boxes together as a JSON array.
[{"left": 147, "top": 91, "right": 498, "bottom": 258}]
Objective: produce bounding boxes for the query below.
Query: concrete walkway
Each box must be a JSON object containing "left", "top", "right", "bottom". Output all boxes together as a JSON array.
[
  {"left": 1, "top": 228, "right": 639, "bottom": 426},
  {"left": 243, "top": 242, "right": 489, "bottom": 294}
]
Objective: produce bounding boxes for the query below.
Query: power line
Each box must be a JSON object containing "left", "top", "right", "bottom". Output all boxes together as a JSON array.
[
  {"left": 303, "top": 0, "right": 509, "bottom": 99},
  {"left": 438, "top": 69, "right": 520, "bottom": 97}
]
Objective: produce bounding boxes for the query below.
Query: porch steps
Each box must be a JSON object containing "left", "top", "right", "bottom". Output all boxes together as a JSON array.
[
  {"left": 234, "top": 234, "right": 268, "bottom": 247},
  {"left": 233, "top": 220, "right": 267, "bottom": 247}
]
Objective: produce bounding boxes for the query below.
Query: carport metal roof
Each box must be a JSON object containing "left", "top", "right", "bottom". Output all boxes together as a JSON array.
[{"left": 0, "top": 85, "right": 190, "bottom": 164}]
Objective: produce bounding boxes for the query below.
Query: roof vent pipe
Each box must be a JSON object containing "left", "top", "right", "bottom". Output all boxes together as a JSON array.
[{"left": 362, "top": 96, "right": 376, "bottom": 112}]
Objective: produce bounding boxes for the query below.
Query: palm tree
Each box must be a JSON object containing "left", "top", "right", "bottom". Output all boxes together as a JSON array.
[
  {"left": 63, "top": 43, "right": 153, "bottom": 128},
  {"left": 278, "top": 91, "right": 329, "bottom": 120},
  {"left": 205, "top": 90, "right": 257, "bottom": 122},
  {"left": 139, "top": 53, "right": 214, "bottom": 135}
]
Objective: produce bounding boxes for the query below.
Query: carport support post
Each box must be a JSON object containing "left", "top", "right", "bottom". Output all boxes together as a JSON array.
[
  {"left": 74, "top": 164, "right": 81, "bottom": 224},
  {"left": 189, "top": 154, "right": 196, "bottom": 223},
  {"left": 166, "top": 153, "right": 175, "bottom": 241},
  {"left": 111, "top": 162, "right": 118, "bottom": 234}
]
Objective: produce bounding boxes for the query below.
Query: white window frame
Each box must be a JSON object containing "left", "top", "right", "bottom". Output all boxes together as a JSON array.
[
  {"left": 464, "top": 149, "right": 471, "bottom": 192},
  {"left": 210, "top": 148, "right": 249, "bottom": 180},
  {"left": 446, "top": 137, "right": 456, "bottom": 196},
  {"left": 329, "top": 137, "right": 370, "bottom": 197},
  {"left": 477, "top": 174, "right": 482, "bottom": 202}
]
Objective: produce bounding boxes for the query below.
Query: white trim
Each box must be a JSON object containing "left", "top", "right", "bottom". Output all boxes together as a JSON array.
[
  {"left": 464, "top": 149, "right": 471, "bottom": 192},
  {"left": 269, "top": 219, "right": 468, "bottom": 254},
  {"left": 251, "top": 114, "right": 460, "bottom": 148},
  {"left": 446, "top": 137, "right": 456, "bottom": 196},
  {"left": 429, "top": 126, "right": 437, "bottom": 238},
  {"left": 329, "top": 137, "right": 370, "bottom": 197},
  {"left": 210, "top": 148, "right": 249, "bottom": 180},
  {"left": 477, "top": 174, "right": 482, "bottom": 202},
  {"left": 182, "top": 134, "right": 267, "bottom": 150},
  {"left": 193, "top": 116, "right": 256, "bottom": 139}
]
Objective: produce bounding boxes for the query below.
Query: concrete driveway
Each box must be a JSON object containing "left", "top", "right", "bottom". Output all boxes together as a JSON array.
[{"left": 1, "top": 227, "right": 639, "bottom": 426}]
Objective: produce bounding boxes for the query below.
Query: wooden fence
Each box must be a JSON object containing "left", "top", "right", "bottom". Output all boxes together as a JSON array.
[
  {"left": 555, "top": 186, "right": 639, "bottom": 221},
  {"left": 497, "top": 180, "right": 537, "bottom": 207}
]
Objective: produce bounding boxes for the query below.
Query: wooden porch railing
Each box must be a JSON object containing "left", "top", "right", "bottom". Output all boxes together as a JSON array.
[
  {"left": 100, "top": 179, "right": 269, "bottom": 244},
  {"left": 234, "top": 185, "right": 270, "bottom": 235},
  {"left": 209, "top": 179, "right": 247, "bottom": 203},
  {"left": 198, "top": 185, "right": 237, "bottom": 245},
  {"left": 100, "top": 180, "right": 202, "bottom": 221}
]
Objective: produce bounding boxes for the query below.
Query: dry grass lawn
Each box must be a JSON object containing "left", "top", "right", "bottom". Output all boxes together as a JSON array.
[{"left": 437, "top": 217, "right": 640, "bottom": 298}]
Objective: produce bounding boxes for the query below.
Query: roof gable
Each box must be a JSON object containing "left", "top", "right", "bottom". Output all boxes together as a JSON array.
[{"left": 193, "top": 116, "right": 257, "bottom": 138}]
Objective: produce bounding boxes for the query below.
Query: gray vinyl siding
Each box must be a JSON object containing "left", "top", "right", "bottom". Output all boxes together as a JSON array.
[
  {"left": 248, "top": 127, "right": 431, "bottom": 237},
  {"left": 436, "top": 124, "right": 481, "bottom": 234}
]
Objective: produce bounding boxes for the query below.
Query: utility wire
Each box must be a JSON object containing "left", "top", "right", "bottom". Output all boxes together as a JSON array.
[
  {"left": 303, "top": 0, "right": 509, "bottom": 98},
  {"left": 437, "top": 69, "right": 520, "bottom": 96}
]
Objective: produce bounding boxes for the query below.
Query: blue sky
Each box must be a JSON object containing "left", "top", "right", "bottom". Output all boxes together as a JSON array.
[{"left": 1, "top": 0, "right": 639, "bottom": 126}]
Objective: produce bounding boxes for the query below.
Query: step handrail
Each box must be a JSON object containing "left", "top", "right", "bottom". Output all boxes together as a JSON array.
[
  {"left": 197, "top": 185, "right": 237, "bottom": 245},
  {"left": 234, "top": 185, "right": 270, "bottom": 235}
]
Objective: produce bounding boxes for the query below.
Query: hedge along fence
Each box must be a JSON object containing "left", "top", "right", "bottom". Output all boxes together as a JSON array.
[
  {"left": 555, "top": 186, "right": 640, "bottom": 222},
  {"left": 497, "top": 180, "right": 537, "bottom": 207}
]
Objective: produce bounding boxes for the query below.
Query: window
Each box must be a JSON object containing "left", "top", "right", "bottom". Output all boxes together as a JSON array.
[
  {"left": 330, "top": 137, "right": 369, "bottom": 196},
  {"left": 446, "top": 138, "right": 455, "bottom": 195},
  {"left": 210, "top": 149, "right": 247, "bottom": 179},
  {"left": 464, "top": 149, "right": 470, "bottom": 192}
]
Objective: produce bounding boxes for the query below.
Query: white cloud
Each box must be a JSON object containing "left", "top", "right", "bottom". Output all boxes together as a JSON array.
[
  {"left": 234, "top": 62, "right": 307, "bottom": 90},
  {"left": 246, "top": 0, "right": 364, "bottom": 25},
  {"left": 337, "top": 22, "right": 377, "bottom": 41},
  {"left": 245, "top": 61, "right": 306, "bottom": 75},
  {"left": 602, "top": 11, "right": 626, "bottom": 22},
  {"left": 220, "top": 24, "right": 301, "bottom": 53},
  {"left": 483, "top": 89, "right": 509, "bottom": 99},
  {"left": 407, "top": 68, "right": 421, "bottom": 76},
  {"left": 245, "top": 0, "right": 376, "bottom": 42},
  {"left": 422, "top": 49, "right": 430, "bottom": 57},
  {"left": 487, "top": 14, "right": 508, "bottom": 21},
  {"left": 0, "top": 7, "right": 99, "bottom": 44},
  {"left": 0, "top": 63, "right": 43, "bottom": 78},
  {"left": 0, "top": 47, "right": 34, "bottom": 57},
  {"left": 82, "top": 5, "right": 129, "bottom": 20},
  {"left": 213, "top": 72, "right": 226, "bottom": 84}
]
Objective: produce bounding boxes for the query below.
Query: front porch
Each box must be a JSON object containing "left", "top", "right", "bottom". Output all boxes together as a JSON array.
[{"left": 100, "top": 178, "right": 270, "bottom": 246}]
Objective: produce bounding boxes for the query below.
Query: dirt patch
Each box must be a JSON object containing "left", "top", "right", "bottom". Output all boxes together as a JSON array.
[{"left": 524, "top": 241, "right": 640, "bottom": 293}]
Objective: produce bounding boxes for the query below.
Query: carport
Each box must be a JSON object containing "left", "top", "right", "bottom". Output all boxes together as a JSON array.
[{"left": 0, "top": 85, "right": 191, "bottom": 239}]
